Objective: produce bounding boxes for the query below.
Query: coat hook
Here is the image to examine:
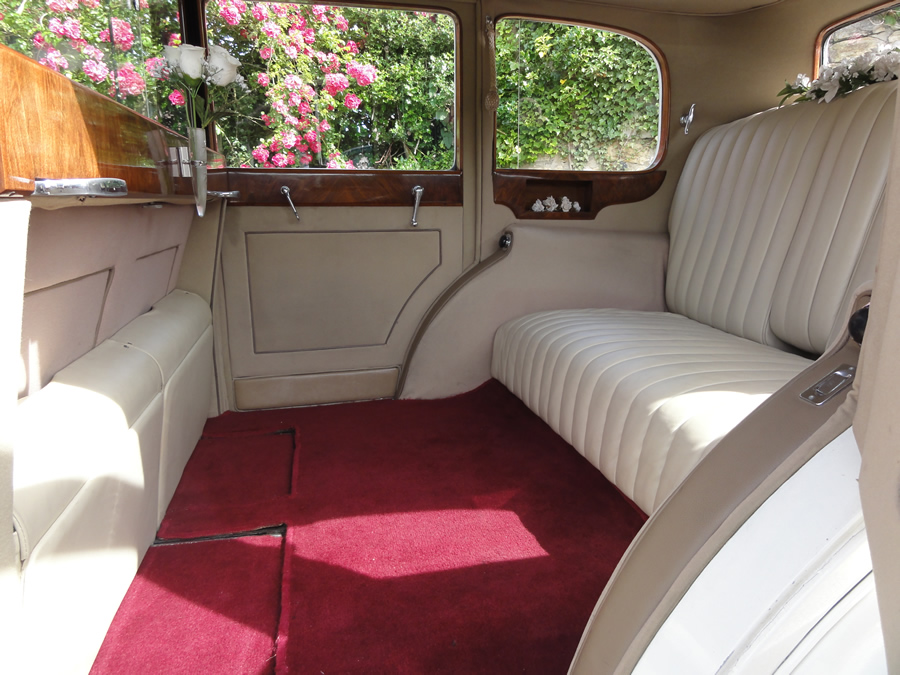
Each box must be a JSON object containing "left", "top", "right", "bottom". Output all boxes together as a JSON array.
[{"left": 680, "top": 103, "right": 696, "bottom": 135}]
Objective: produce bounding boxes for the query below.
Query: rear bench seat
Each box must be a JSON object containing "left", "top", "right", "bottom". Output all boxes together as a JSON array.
[
  {"left": 493, "top": 81, "right": 895, "bottom": 515},
  {"left": 13, "top": 289, "right": 212, "bottom": 673}
]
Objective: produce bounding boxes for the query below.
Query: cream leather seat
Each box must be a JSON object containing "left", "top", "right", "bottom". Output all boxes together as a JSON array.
[
  {"left": 493, "top": 81, "right": 895, "bottom": 514},
  {"left": 13, "top": 289, "right": 212, "bottom": 674}
]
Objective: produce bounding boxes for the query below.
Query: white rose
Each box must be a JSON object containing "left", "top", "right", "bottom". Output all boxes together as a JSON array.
[
  {"left": 163, "top": 45, "right": 180, "bottom": 68},
  {"left": 167, "top": 44, "right": 205, "bottom": 81},
  {"left": 207, "top": 44, "right": 240, "bottom": 86}
]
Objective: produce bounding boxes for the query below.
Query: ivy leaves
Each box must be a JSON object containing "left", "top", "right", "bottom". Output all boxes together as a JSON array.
[{"left": 495, "top": 19, "right": 659, "bottom": 171}]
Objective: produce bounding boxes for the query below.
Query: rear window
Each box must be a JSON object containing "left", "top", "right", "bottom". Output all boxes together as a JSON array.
[{"left": 821, "top": 3, "right": 900, "bottom": 69}]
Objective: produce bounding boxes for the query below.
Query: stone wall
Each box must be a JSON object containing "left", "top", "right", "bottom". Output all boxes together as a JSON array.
[{"left": 826, "top": 8, "right": 900, "bottom": 65}]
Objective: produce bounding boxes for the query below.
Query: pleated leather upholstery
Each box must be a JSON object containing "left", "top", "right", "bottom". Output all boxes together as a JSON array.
[
  {"left": 668, "top": 81, "right": 895, "bottom": 351},
  {"left": 492, "top": 83, "right": 895, "bottom": 514},
  {"left": 492, "top": 310, "right": 810, "bottom": 513}
]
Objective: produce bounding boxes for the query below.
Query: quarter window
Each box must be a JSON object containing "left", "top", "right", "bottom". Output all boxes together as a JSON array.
[
  {"left": 821, "top": 3, "right": 900, "bottom": 70},
  {"left": 495, "top": 18, "right": 662, "bottom": 172}
]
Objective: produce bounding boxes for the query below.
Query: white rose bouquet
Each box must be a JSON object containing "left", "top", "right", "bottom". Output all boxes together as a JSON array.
[
  {"left": 778, "top": 47, "right": 900, "bottom": 105},
  {"left": 161, "top": 43, "right": 247, "bottom": 129}
]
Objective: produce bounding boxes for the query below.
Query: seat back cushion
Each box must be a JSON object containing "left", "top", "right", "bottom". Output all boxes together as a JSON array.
[{"left": 666, "top": 81, "right": 895, "bottom": 354}]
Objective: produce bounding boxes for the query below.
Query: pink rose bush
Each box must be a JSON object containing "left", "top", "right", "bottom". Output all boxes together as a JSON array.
[
  {"left": 81, "top": 58, "right": 108, "bottom": 82},
  {"left": 203, "top": 0, "right": 378, "bottom": 168},
  {"left": 4, "top": 0, "right": 176, "bottom": 110},
  {"left": 113, "top": 62, "right": 146, "bottom": 96},
  {"left": 3, "top": 0, "right": 451, "bottom": 169}
]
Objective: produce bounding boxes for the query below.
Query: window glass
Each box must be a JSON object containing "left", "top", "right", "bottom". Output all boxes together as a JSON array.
[
  {"left": 495, "top": 18, "right": 661, "bottom": 172},
  {"left": 0, "top": 0, "right": 185, "bottom": 132},
  {"left": 822, "top": 4, "right": 900, "bottom": 69},
  {"left": 205, "top": 4, "right": 456, "bottom": 169}
]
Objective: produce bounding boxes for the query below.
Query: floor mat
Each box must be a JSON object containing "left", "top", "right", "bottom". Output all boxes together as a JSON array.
[
  {"left": 157, "top": 428, "right": 297, "bottom": 539},
  {"left": 91, "top": 535, "right": 284, "bottom": 674},
  {"left": 100, "top": 381, "right": 646, "bottom": 673}
]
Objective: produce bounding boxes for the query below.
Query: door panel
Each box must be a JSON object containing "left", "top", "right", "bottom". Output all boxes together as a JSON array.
[{"left": 220, "top": 205, "right": 464, "bottom": 409}]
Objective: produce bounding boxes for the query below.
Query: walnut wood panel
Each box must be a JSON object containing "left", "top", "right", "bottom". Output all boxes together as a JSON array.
[
  {"left": 492, "top": 170, "right": 666, "bottom": 220},
  {"left": 0, "top": 45, "right": 222, "bottom": 197},
  {"left": 226, "top": 170, "right": 463, "bottom": 207}
]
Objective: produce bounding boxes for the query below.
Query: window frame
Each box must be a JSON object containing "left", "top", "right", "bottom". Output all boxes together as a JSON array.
[
  {"left": 490, "top": 14, "right": 670, "bottom": 220},
  {"left": 491, "top": 14, "right": 670, "bottom": 176},
  {"left": 815, "top": 1, "right": 900, "bottom": 76}
]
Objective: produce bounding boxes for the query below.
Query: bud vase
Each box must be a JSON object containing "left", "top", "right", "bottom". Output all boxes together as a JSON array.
[{"left": 187, "top": 126, "right": 207, "bottom": 217}]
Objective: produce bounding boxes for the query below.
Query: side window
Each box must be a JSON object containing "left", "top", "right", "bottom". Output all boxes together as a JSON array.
[
  {"left": 494, "top": 18, "right": 662, "bottom": 172},
  {"left": 204, "top": 4, "right": 457, "bottom": 170},
  {"left": 0, "top": 0, "right": 183, "bottom": 129},
  {"left": 821, "top": 3, "right": 900, "bottom": 70}
]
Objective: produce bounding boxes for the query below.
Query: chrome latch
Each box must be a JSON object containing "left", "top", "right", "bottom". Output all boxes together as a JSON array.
[
  {"left": 800, "top": 364, "right": 855, "bottom": 406},
  {"left": 410, "top": 185, "right": 424, "bottom": 227}
]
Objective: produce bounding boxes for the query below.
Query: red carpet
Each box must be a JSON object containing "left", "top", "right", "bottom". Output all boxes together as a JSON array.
[
  {"left": 95, "top": 380, "right": 646, "bottom": 673},
  {"left": 91, "top": 536, "right": 283, "bottom": 674}
]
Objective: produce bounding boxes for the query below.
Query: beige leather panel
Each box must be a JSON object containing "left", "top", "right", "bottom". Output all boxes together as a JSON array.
[
  {"left": 493, "top": 309, "right": 810, "bottom": 513},
  {"left": 770, "top": 83, "right": 896, "bottom": 354},
  {"left": 13, "top": 341, "right": 161, "bottom": 562},
  {"left": 174, "top": 200, "right": 225, "bottom": 305},
  {"left": 19, "top": 395, "right": 164, "bottom": 675},
  {"left": 0, "top": 201, "right": 29, "bottom": 655},
  {"left": 109, "top": 290, "right": 212, "bottom": 382},
  {"left": 20, "top": 204, "right": 194, "bottom": 394},
  {"left": 220, "top": 206, "right": 463, "bottom": 406},
  {"left": 853, "top": 70, "right": 900, "bottom": 666},
  {"left": 20, "top": 270, "right": 110, "bottom": 396},
  {"left": 157, "top": 326, "right": 214, "bottom": 523},
  {"left": 401, "top": 225, "right": 669, "bottom": 399},
  {"left": 49, "top": 340, "right": 162, "bottom": 429},
  {"left": 234, "top": 368, "right": 399, "bottom": 410},
  {"left": 246, "top": 230, "right": 440, "bottom": 352}
]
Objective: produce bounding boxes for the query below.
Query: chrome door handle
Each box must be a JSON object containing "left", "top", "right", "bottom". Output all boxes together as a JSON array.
[
  {"left": 281, "top": 185, "right": 300, "bottom": 221},
  {"left": 411, "top": 185, "right": 424, "bottom": 227}
]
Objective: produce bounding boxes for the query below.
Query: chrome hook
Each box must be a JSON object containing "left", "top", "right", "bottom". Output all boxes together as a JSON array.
[
  {"left": 280, "top": 185, "right": 300, "bottom": 221},
  {"left": 680, "top": 103, "right": 696, "bottom": 136},
  {"left": 411, "top": 185, "right": 424, "bottom": 227}
]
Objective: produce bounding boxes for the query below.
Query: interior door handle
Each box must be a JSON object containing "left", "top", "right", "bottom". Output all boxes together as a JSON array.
[
  {"left": 281, "top": 185, "right": 300, "bottom": 221},
  {"left": 411, "top": 185, "right": 424, "bottom": 227}
]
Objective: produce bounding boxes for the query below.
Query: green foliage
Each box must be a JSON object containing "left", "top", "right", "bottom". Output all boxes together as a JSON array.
[
  {"left": 495, "top": 19, "right": 660, "bottom": 171},
  {"left": 335, "top": 9, "right": 455, "bottom": 170}
]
